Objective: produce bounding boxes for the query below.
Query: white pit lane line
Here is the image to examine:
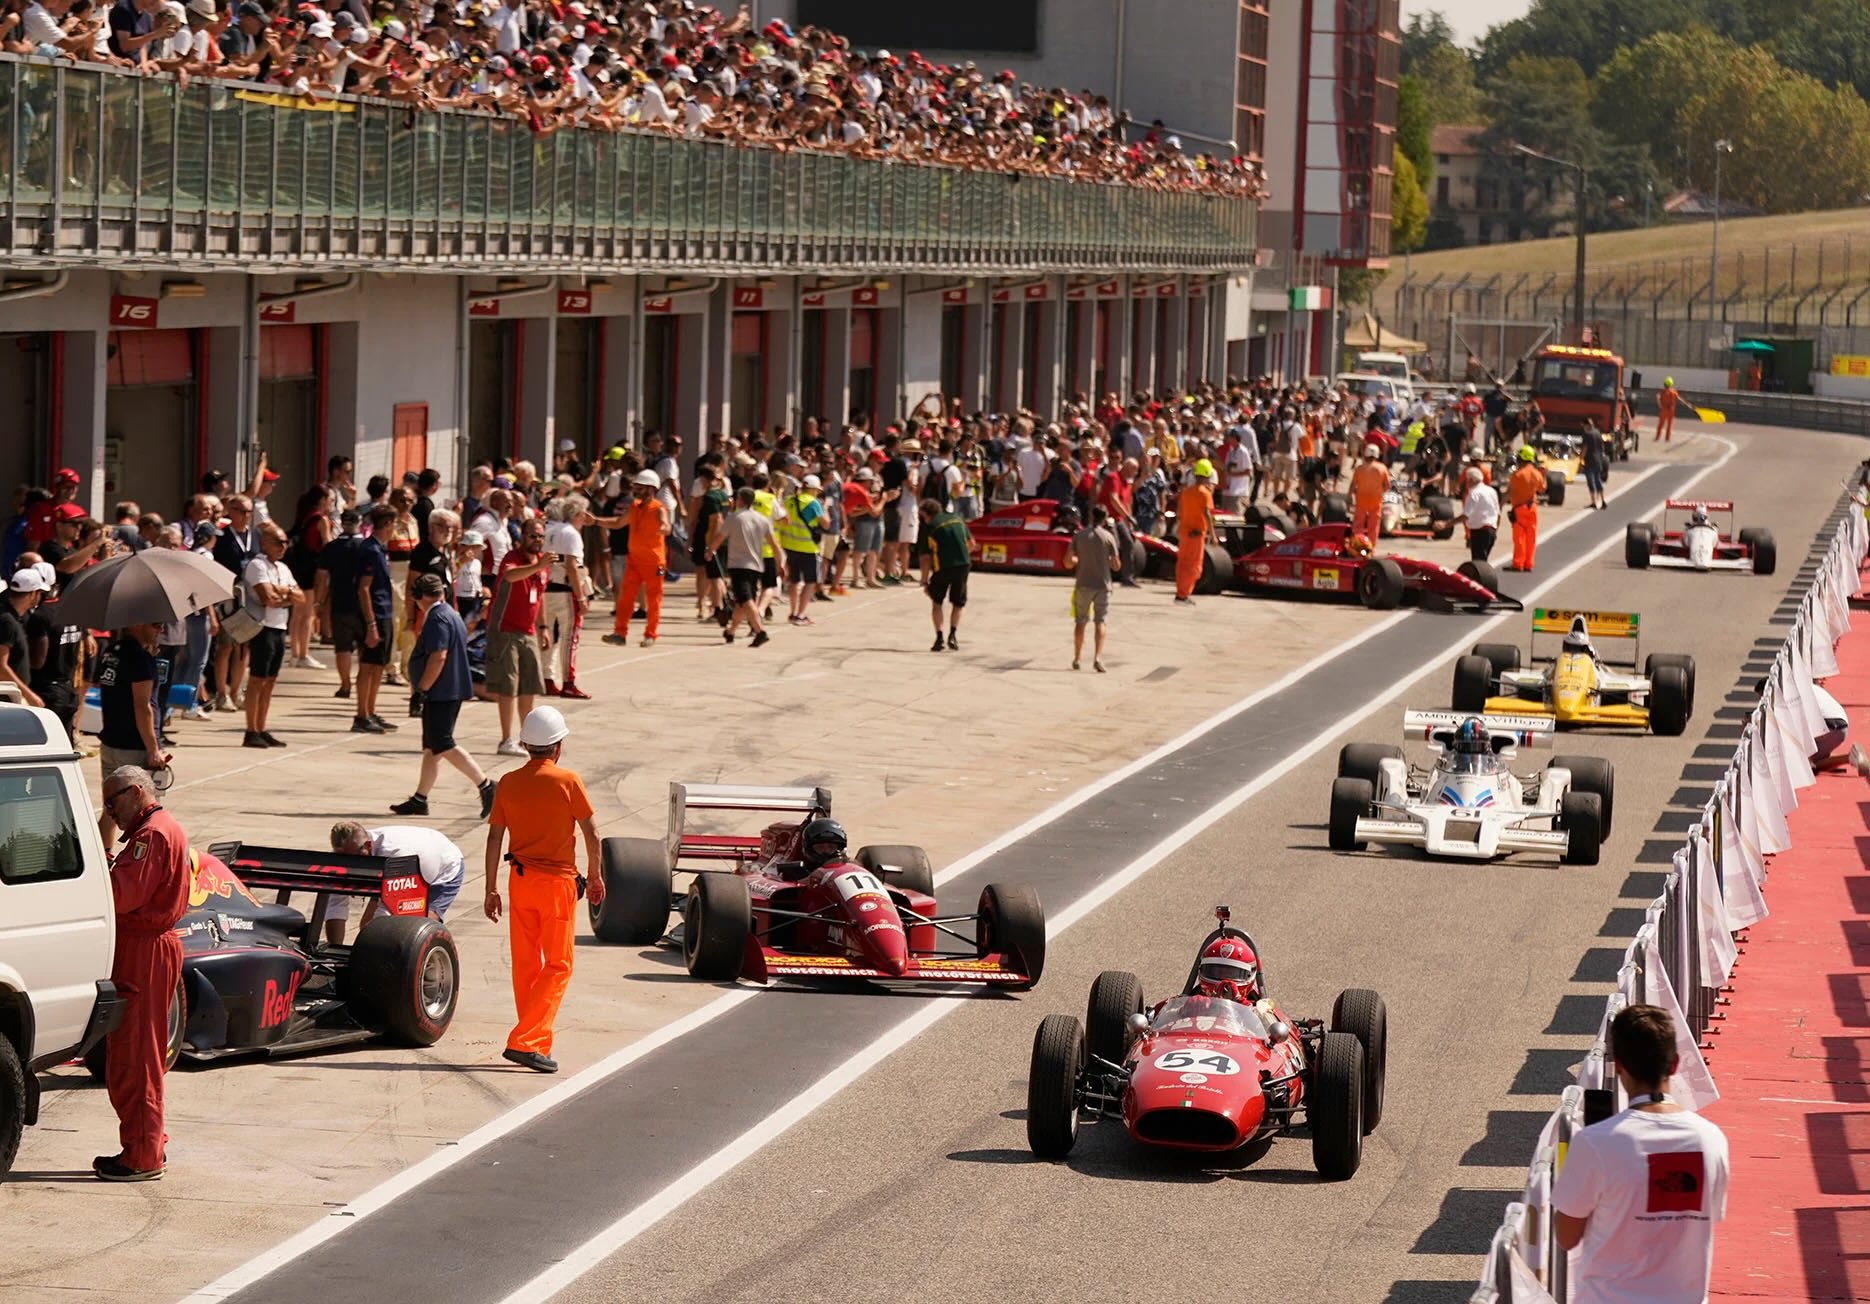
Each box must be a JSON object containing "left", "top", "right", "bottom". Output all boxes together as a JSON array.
[{"left": 185, "top": 447, "right": 1717, "bottom": 1304}]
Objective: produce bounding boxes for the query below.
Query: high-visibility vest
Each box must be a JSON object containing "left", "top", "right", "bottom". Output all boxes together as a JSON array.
[
  {"left": 1401, "top": 420, "right": 1426, "bottom": 454},
  {"left": 775, "top": 493, "right": 818, "bottom": 554},
  {"left": 752, "top": 489, "right": 776, "bottom": 558}
]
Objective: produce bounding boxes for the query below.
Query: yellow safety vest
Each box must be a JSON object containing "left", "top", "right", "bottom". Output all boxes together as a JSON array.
[
  {"left": 775, "top": 493, "right": 819, "bottom": 555},
  {"left": 752, "top": 489, "right": 776, "bottom": 558},
  {"left": 1401, "top": 420, "right": 1426, "bottom": 454}
]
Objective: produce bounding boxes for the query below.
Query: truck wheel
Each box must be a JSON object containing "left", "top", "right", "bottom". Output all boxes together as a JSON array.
[
  {"left": 1544, "top": 470, "right": 1566, "bottom": 506},
  {"left": 1086, "top": 970, "right": 1145, "bottom": 1065},
  {"left": 1320, "top": 492, "right": 1350, "bottom": 524},
  {"left": 1337, "top": 743, "right": 1404, "bottom": 785},
  {"left": 1452, "top": 654, "right": 1494, "bottom": 712},
  {"left": 0, "top": 1035, "right": 22, "bottom": 1178},
  {"left": 978, "top": 883, "right": 1046, "bottom": 990},
  {"left": 856, "top": 844, "right": 935, "bottom": 900},
  {"left": 589, "top": 836, "right": 673, "bottom": 945},
  {"left": 1560, "top": 791, "right": 1604, "bottom": 866},
  {"left": 1739, "top": 527, "right": 1777, "bottom": 575},
  {"left": 1310, "top": 1032, "right": 1366, "bottom": 1180},
  {"left": 1457, "top": 559, "right": 1503, "bottom": 599},
  {"left": 349, "top": 915, "right": 459, "bottom": 1046},
  {"left": 1355, "top": 557, "right": 1406, "bottom": 610},
  {"left": 683, "top": 872, "right": 752, "bottom": 981},
  {"left": 1329, "top": 777, "right": 1374, "bottom": 852},
  {"left": 85, "top": 980, "right": 185, "bottom": 1081},
  {"left": 1625, "top": 523, "right": 1654, "bottom": 569},
  {"left": 1027, "top": 1014, "right": 1086, "bottom": 1159},
  {"left": 1648, "top": 664, "right": 1691, "bottom": 736},
  {"left": 1331, "top": 989, "right": 1388, "bottom": 1132},
  {"left": 1471, "top": 642, "right": 1521, "bottom": 677},
  {"left": 1552, "top": 755, "right": 1616, "bottom": 839}
]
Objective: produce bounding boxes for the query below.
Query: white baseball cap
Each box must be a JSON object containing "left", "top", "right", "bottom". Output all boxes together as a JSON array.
[
  {"left": 9, "top": 568, "right": 50, "bottom": 594},
  {"left": 802, "top": 474, "right": 822, "bottom": 490},
  {"left": 557, "top": 438, "right": 578, "bottom": 452}
]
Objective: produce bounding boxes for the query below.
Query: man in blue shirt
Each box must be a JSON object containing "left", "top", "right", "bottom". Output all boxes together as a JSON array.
[
  {"left": 392, "top": 573, "right": 494, "bottom": 819},
  {"left": 316, "top": 508, "right": 365, "bottom": 698},
  {"left": 350, "top": 505, "right": 398, "bottom": 735}
]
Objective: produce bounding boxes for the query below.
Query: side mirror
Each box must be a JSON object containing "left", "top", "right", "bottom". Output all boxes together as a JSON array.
[
  {"left": 1268, "top": 1021, "right": 1293, "bottom": 1044},
  {"left": 1127, "top": 1012, "right": 1149, "bottom": 1033}
]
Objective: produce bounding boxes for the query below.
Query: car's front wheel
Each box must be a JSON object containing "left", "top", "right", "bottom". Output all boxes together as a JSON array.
[
  {"left": 1310, "top": 1032, "right": 1366, "bottom": 1180},
  {"left": 1027, "top": 1014, "right": 1086, "bottom": 1160}
]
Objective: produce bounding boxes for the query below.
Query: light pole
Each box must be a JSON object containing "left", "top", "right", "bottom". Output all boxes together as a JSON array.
[
  {"left": 1710, "top": 138, "right": 1734, "bottom": 313},
  {"left": 1514, "top": 144, "right": 1588, "bottom": 341}
]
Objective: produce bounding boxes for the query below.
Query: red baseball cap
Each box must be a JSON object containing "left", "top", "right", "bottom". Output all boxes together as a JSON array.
[
  {"left": 53, "top": 467, "right": 80, "bottom": 485},
  {"left": 261, "top": 469, "right": 281, "bottom": 481},
  {"left": 53, "top": 502, "right": 86, "bottom": 520}
]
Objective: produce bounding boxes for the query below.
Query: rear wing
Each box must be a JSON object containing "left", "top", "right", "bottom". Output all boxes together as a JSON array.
[
  {"left": 206, "top": 840, "right": 429, "bottom": 931},
  {"left": 1662, "top": 499, "right": 1734, "bottom": 529},
  {"left": 1529, "top": 607, "right": 1640, "bottom": 668},
  {"left": 1402, "top": 710, "right": 1553, "bottom": 750},
  {"left": 666, "top": 782, "right": 832, "bottom": 867}
]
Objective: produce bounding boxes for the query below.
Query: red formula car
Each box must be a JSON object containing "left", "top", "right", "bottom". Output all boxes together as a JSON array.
[
  {"left": 1024, "top": 907, "right": 1387, "bottom": 1180},
  {"left": 587, "top": 783, "right": 1045, "bottom": 988},
  {"left": 1232, "top": 522, "right": 1518, "bottom": 611}
]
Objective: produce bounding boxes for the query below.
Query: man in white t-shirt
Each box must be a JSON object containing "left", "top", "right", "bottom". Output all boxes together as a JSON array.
[
  {"left": 327, "top": 820, "right": 467, "bottom": 935},
  {"left": 1553, "top": 1003, "right": 1729, "bottom": 1304},
  {"left": 654, "top": 435, "right": 684, "bottom": 576},
  {"left": 1222, "top": 424, "right": 1259, "bottom": 514},
  {"left": 540, "top": 495, "right": 590, "bottom": 699},
  {"left": 238, "top": 524, "right": 302, "bottom": 749},
  {"left": 1461, "top": 465, "right": 1500, "bottom": 563}
]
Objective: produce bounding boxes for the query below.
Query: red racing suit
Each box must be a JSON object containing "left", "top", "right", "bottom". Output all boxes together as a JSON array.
[{"left": 106, "top": 803, "right": 191, "bottom": 1171}]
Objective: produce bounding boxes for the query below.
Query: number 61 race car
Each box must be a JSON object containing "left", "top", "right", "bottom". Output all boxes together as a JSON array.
[
  {"left": 1452, "top": 608, "right": 1696, "bottom": 736},
  {"left": 1328, "top": 711, "right": 1614, "bottom": 865}
]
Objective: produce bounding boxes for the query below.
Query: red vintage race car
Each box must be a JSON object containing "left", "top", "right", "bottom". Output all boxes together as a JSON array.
[
  {"left": 1233, "top": 521, "right": 1518, "bottom": 611},
  {"left": 1624, "top": 500, "right": 1776, "bottom": 575},
  {"left": 587, "top": 783, "right": 1045, "bottom": 988},
  {"left": 1025, "top": 907, "right": 1388, "bottom": 1180}
]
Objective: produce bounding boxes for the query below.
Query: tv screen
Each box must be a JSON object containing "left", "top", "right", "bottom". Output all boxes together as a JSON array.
[{"left": 794, "top": 1, "right": 1041, "bottom": 54}]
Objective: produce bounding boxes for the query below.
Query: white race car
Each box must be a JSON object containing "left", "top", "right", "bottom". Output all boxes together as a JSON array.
[
  {"left": 1328, "top": 711, "right": 1613, "bottom": 865},
  {"left": 1625, "top": 500, "right": 1776, "bottom": 574}
]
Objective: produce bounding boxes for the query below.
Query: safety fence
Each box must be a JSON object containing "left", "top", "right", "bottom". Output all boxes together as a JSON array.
[{"left": 1468, "top": 484, "right": 1870, "bottom": 1303}]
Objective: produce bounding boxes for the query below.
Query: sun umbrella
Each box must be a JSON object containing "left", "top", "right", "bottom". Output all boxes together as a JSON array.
[{"left": 50, "top": 548, "right": 235, "bottom": 629}]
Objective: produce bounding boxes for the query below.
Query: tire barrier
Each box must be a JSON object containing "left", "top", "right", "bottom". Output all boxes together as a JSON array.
[{"left": 1469, "top": 483, "right": 1870, "bottom": 1303}]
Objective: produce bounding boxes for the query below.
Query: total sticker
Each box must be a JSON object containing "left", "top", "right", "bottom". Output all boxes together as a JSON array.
[{"left": 1154, "top": 1049, "right": 1240, "bottom": 1076}]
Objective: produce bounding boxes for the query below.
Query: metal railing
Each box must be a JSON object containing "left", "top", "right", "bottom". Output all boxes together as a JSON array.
[{"left": 0, "top": 55, "right": 1258, "bottom": 275}]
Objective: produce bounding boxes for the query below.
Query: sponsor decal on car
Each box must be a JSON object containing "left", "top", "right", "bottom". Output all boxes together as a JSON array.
[
  {"left": 1153, "top": 1049, "right": 1242, "bottom": 1075},
  {"left": 981, "top": 544, "right": 1007, "bottom": 563},
  {"left": 1313, "top": 567, "right": 1340, "bottom": 591},
  {"left": 260, "top": 972, "right": 302, "bottom": 1029}
]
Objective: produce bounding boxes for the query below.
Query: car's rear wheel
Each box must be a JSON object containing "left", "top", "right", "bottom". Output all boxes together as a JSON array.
[
  {"left": 350, "top": 916, "right": 458, "bottom": 1046},
  {"left": 1739, "top": 526, "right": 1777, "bottom": 575},
  {"left": 84, "top": 979, "right": 185, "bottom": 1081},
  {"left": 590, "top": 836, "right": 673, "bottom": 945},
  {"left": 1625, "top": 523, "right": 1653, "bottom": 569},
  {"left": 1552, "top": 755, "right": 1616, "bottom": 839},
  {"left": 1337, "top": 743, "right": 1403, "bottom": 786},
  {"left": 1560, "top": 791, "right": 1605, "bottom": 866},
  {"left": 1086, "top": 970, "right": 1144, "bottom": 1065},
  {"left": 0, "top": 1035, "right": 21, "bottom": 1178},
  {"left": 1424, "top": 495, "right": 1459, "bottom": 539},
  {"left": 1544, "top": 470, "right": 1566, "bottom": 506},
  {"left": 1644, "top": 653, "right": 1697, "bottom": 718},
  {"left": 1320, "top": 492, "right": 1350, "bottom": 524},
  {"left": 1027, "top": 1014, "right": 1085, "bottom": 1159},
  {"left": 1144, "top": 547, "right": 1178, "bottom": 581},
  {"left": 1452, "top": 654, "right": 1494, "bottom": 713},
  {"left": 1331, "top": 989, "right": 1388, "bottom": 1133},
  {"left": 856, "top": 844, "right": 935, "bottom": 901},
  {"left": 1310, "top": 1032, "right": 1366, "bottom": 1180},
  {"left": 684, "top": 872, "right": 752, "bottom": 981},
  {"left": 1356, "top": 557, "right": 1406, "bottom": 610},
  {"left": 1329, "top": 777, "right": 1373, "bottom": 852},
  {"left": 1197, "top": 543, "right": 1233, "bottom": 595},
  {"left": 1471, "top": 642, "right": 1521, "bottom": 678},
  {"left": 1457, "top": 559, "right": 1503, "bottom": 599},
  {"left": 978, "top": 883, "right": 1046, "bottom": 990},
  {"left": 1648, "top": 663, "right": 1692, "bottom": 736},
  {"left": 1129, "top": 537, "right": 1148, "bottom": 581}
]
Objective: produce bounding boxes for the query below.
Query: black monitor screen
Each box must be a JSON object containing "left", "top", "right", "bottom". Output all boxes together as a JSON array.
[{"left": 795, "top": 1, "right": 1041, "bottom": 54}]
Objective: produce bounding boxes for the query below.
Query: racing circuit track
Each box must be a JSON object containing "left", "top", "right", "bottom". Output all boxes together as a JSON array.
[{"left": 8, "top": 425, "right": 1859, "bottom": 1304}]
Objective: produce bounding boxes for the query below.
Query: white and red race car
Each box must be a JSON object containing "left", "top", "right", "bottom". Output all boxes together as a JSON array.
[{"left": 1624, "top": 500, "right": 1775, "bottom": 574}]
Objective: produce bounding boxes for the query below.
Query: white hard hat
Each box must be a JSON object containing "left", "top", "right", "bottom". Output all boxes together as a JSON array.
[
  {"left": 518, "top": 705, "right": 570, "bottom": 748},
  {"left": 802, "top": 474, "right": 822, "bottom": 490},
  {"left": 632, "top": 470, "right": 661, "bottom": 488},
  {"left": 1363, "top": 443, "right": 1380, "bottom": 457},
  {"left": 1464, "top": 383, "right": 1477, "bottom": 394}
]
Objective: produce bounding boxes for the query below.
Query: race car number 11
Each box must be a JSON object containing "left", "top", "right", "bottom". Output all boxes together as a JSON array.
[{"left": 1153, "top": 1049, "right": 1240, "bottom": 1075}]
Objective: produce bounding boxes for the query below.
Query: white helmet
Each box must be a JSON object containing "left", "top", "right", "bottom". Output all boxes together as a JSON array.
[
  {"left": 1562, "top": 615, "right": 1593, "bottom": 653},
  {"left": 632, "top": 470, "right": 661, "bottom": 488},
  {"left": 1690, "top": 506, "right": 1710, "bottom": 527},
  {"left": 519, "top": 705, "right": 570, "bottom": 748},
  {"left": 1363, "top": 443, "right": 1380, "bottom": 458},
  {"left": 1464, "top": 383, "right": 1477, "bottom": 394}
]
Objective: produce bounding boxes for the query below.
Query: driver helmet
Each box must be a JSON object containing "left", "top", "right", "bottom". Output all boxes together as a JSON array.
[
  {"left": 1196, "top": 937, "right": 1262, "bottom": 1003},
  {"left": 1516, "top": 445, "right": 1538, "bottom": 463},
  {"left": 799, "top": 817, "right": 848, "bottom": 869},
  {"left": 1346, "top": 533, "right": 1374, "bottom": 558},
  {"left": 1690, "top": 505, "right": 1710, "bottom": 528},
  {"left": 1563, "top": 614, "right": 1594, "bottom": 653},
  {"left": 1455, "top": 717, "right": 1489, "bottom": 755},
  {"left": 1053, "top": 502, "right": 1081, "bottom": 533}
]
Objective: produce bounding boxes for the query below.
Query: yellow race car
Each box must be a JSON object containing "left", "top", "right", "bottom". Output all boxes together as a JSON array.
[{"left": 1449, "top": 608, "right": 1695, "bottom": 735}]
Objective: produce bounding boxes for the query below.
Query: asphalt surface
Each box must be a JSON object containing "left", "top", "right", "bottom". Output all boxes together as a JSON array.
[{"left": 197, "top": 425, "right": 1867, "bottom": 1304}]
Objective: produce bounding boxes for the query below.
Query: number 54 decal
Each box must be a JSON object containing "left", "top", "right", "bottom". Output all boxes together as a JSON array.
[{"left": 1153, "top": 1049, "right": 1241, "bottom": 1075}]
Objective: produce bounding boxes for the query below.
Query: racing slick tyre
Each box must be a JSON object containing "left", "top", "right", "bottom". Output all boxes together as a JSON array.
[
  {"left": 1560, "top": 791, "right": 1605, "bottom": 866},
  {"left": 1144, "top": 547, "right": 1178, "bottom": 582},
  {"left": 683, "top": 871, "right": 752, "bottom": 981},
  {"left": 1644, "top": 653, "right": 1697, "bottom": 718},
  {"left": 0, "top": 1033, "right": 20, "bottom": 1178},
  {"left": 1329, "top": 777, "right": 1374, "bottom": 852},
  {"left": 1552, "top": 755, "right": 1616, "bottom": 839},
  {"left": 1086, "top": 970, "right": 1145, "bottom": 1066},
  {"left": 1471, "top": 642, "right": 1521, "bottom": 678},
  {"left": 978, "top": 882, "right": 1046, "bottom": 990},
  {"left": 84, "top": 979, "right": 185, "bottom": 1081},
  {"left": 1355, "top": 557, "right": 1406, "bottom": 610},
  {"left": 590, "top": 836, "right": 673, "bottom": 945},
  {"left": 1310, "top": 1031, "right": 1366, "bottom": 1181},
  {"left": 1331, "top": 988, "right": 1389, "bottom": 1133},
  {"left": 1457, "top": 559, "right": 1504, "bottom": 600},
  {"left": 1739, "top": 527, "right": 1777, "bottom": 576},
  {"left": 1624, "top": 523, "right": 1654, "bottom": 569},
  {"left": 1544, "top": 470, "right": 1566, "bottom": 507},
  {"left": 856, "top": 844, "right": 936, "bottom": 901},
  {"left": 1320, "top": 492, "right": 1351, "bottom": 524},
  {"left": 1027, "top": 1014, "right": 1086, "bottom": 1159},
  {"left": 1264, "top": 511, "right": 1298, "bottom": 539},
  {"left": 1337, "top": 743, "right": 1404, "bottom": 785},
  {"left": 1129, "top": 537, "right": 1148, "bottom": 582},
  {"left": 349, "top": 915, "right": 459, "bottom": 1046},
  {"left": 1452, "top": 654, "right": 1494, "bottom": 713},
  {"left": 1424, "top": 495, "right": 1460, "bottom": 539},
  {"left": 1197, "top": 543, "right": 1233, "bottom": 595},
  {"left": 1648, "top": 664, "right": 1692, "bottom": 737}
]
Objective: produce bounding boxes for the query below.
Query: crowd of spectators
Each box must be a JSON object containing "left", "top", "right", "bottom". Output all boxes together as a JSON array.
[{"left": 3, "top": 0, "right": 1265, "bottom": 194}]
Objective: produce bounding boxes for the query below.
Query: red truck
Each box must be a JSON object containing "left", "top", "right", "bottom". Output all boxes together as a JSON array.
[{"left": 1526, "top": 344, "right": 1636, "bottom": 460}]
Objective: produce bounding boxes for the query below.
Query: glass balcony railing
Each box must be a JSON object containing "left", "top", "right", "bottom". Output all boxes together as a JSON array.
[{"left": 0, "top": 56, "right": 1258, "bottom": 273}]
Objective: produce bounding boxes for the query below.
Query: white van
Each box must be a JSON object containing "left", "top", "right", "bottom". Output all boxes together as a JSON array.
[
  {"left": 1355, "top": 351, "right": 1412, "bottom": 382},
  {"left": 1334, "top": 372, "right": 1416, "bottom": 407},
  {"left": 0, "top": 704, "right": 122, "bottom": 1176}
]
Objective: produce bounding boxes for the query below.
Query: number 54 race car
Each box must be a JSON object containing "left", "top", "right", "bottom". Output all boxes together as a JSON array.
[
  {"left": 1025, "top": 907, "right": 1388, "bottom": 1180},
  {"left": 1328, "top": 711, "right": 1613, "bottom": 865},
  {"left": 1452, "top": 608, "right": 1696, "bottom": 736},
  {"left": 1625, "top": 500, "right": 1776, "bottom": 574},
  {"left": 588, "top": 783, "right": 1046, "bottom": 989}
]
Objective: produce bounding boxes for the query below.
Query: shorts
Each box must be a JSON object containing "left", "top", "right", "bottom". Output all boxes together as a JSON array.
[
  {"left": 926, "top": 567, "right": 969, "bottom": 608},
  {"left": 426, "top": 874, "right": 462, "bottom": 921},
  {"left": 485, "top": 629, "right": 545, "bottom": 698},
  {"left": 332, "top": 610, "right": 366, "bottom": 654},
  {"left": 1072, "top": 584, "right": 1111, "bottom": 625},
  {"left": 896, "top": 509, "right": 920, "bottom": 548},
  {"left": 99, "top": 743, "right": 147, "bottom": 785},
  {"left": 421, "top": 696, "right": 463, "bottom": 753},
  {"left": 853, "top": 518, "right": 882, "bottom": 553},
  {"left": 883, "top": 512, "right": 902, "bottom": 544},
  {"left": 695, "top": 551, "right": 726, "bottom": 580},
  {"left": 248, "top": 625, "right": 286, "bottom": 679},
  {"left": 785, "top": 550, "right": 818, "bottom": 585},
  {"left": 729, "top": 567, "right": 762, "bottom": 606},
  {"left": 1269, "top": 453, "right": 1298, "bottom": 480},
  {"left": 358, "top": 625, "right": 391, "bottom": 667},
  {"left": 762, "top": 556, "right": 778, "bottom": 591}
]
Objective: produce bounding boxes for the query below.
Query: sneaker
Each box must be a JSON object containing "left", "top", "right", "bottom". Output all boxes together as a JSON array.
[
  {"left": 389, "top": 794, "right": 430, "bottom": 816},
  {"left": 92, "top": 1154, "right": 162, "bottom": 1182},
  {"left": 831, "top": 586, "right": 850, "bottom": 596},
  {"left": 214, "top": 694, "right": 234, "bottom": 712},
  {"left": 1072, "top": 659, "right": 1081, "bottom": 671},
  {"left": 242, "top": 731, "right": 269, "bottom": 749},
  {"left": 796, "top": 615, "right": 815, "bottom": 626},
  {"left": 931, "top": 635, "right": 946, "bottom": 653},
  {"left": 182, "top": 706, "right": 210, "bottom": 721},
  {"left": 261, "top": 732, "right": 287, "bottom": 747},
  {"left": 639, "top": 638, "right": 656, "bottom": 648},
  {"left": 543, "top": 681, "right": 561, "bottom": 697},
  {"left": 369, "top": 715, "right": 400, "bottom": 732},
  {"left": 299, "top": 654, "right": 327, "bottom": 670},
  {"left": 946, "top": 633, "right": 959, "bottom": 651},
  {"left": 500, "top": 1048, "right": 559, "bottom": 1074},
  {"left": 813, "top": 591, "right": 833, "bottom": 602},
  {"left": 881, "top": 575, "right": 901, "bottom": 586},
  {"left": 383, "top": 674, "right": 406, "bottom": 688},
  {"left": 335, "top": 684, "right": 352, "bottom": 699},
  {"left": 1174, "top": 597, "right": 1196, "bottom": 605},
  {"left": 750, "top": 631, "right": 770, "bottom": 648},
  {"left": 351, "top": 717, "right": 385, "bottom": 734},
  {"left": 723, "top": 629, "right": 736, "bottom": 644},
  {"left": 496, "top": 739, "right": 525, "bottom": 756},
  {"left": 479, "top": 779, "right": 497, "bottom": 819},
  {"left": 633, "top": 607, "right": 648, "bottom": 620},
  {"left": 602, "top": 634, "right": 628, "bottom": 645},
  {"left": 558, "top": 685, "right": 592, "bottom": 700}
]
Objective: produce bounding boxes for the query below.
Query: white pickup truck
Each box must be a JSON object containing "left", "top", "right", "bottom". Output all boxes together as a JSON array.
[{"left": 0, "top": 703, "right": 123, "bottom": 1176}]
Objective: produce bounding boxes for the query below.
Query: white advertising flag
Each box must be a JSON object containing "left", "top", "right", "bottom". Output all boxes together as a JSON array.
[{"left": 1643, "top": 933, "right": 1720, "bottom": 1110}]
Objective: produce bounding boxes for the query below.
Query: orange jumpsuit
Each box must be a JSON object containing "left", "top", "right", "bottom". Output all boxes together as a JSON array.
[
  {"left": 613, "top": 497, "right": 668, "bottom": 640},
  {"left": 106, "top": 804, "right": 190, "bottom": 1172},
  {"left": 490, "top": 758, "right": 595, "bottom": 1057},
  {"left": 1507, "top": 464, "right": 1545, "bottom": 570},
  {"left": 1175, "top": 483, "right": 1215, "bottom": 599},
  {"left": 1655, "top": 386, "right": 1679, "bottom": 442},
  {"left": 1349, "top": 460, "right": 1390, "bottom": 543}
]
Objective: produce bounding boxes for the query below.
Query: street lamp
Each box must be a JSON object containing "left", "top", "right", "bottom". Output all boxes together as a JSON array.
[
  {"left": 1711, "top": 139, "right": 1734, "bottom": 313},
  {"left": 1514, "top": 144, "right": 1588, "bottom": 341}
]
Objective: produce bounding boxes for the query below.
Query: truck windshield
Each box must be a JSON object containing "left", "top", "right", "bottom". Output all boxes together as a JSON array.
[{"left": 1533, "top": 360, "right": 1618, "bottom": 400}]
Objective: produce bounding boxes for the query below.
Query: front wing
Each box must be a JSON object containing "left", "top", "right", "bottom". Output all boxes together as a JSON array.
[
  {"left": 746, "top": 948, "right": 1034, "bottom": 984},
  {"left": 1353, "top": 807, "right": 1567, "bottom": 859},
  {"left": 1644, "top": 551, "right": 1754, "bottom": 572},
  {"left": 1482, "top": 694, "right": 1651, "bottom": 728}
]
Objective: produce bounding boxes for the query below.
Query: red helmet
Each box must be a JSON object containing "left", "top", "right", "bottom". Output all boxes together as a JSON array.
[{"left": 1196, "top": 937, "right": 1261, "bottom": 1003}]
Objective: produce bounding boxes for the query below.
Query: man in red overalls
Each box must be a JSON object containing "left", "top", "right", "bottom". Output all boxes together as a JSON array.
[{"left": 95, "top": 766, "right": 190, "bottom": 1181}]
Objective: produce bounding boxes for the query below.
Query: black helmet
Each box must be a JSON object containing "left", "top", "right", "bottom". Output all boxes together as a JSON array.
[
  {"left": 800, "top": 817, "right": 849, "bottom": 869},
  {"left": 1053, "top": 503, "right": 1081, "bottom": 533}
]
